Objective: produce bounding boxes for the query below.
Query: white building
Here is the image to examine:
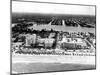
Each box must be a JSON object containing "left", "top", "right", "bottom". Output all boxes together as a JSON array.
[{"left": 25, "top": 34, "right": 36, "bottom": 46}]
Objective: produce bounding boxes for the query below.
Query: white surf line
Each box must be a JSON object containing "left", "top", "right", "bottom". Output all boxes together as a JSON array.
[
  {"left": 12, "top": 71, "right": 18, "bottom": 74},
  {"left": 12, "top": 60, "right": 95, "bottom": 65}
]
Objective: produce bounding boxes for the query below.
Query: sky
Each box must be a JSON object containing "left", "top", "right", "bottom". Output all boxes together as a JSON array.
[{"left": 12, "top": 1, "right": 95, "bottom": 16}]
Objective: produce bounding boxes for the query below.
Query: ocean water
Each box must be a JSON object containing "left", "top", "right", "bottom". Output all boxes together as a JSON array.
[{"left": 12, "top": 63, "right": 95, "bottom": 74}]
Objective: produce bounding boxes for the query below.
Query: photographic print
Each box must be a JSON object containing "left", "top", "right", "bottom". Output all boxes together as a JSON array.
[{"left": 11, "top": 0, "right": 96, "bottom": 74}]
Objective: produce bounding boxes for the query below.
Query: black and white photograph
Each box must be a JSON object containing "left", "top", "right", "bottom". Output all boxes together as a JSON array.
[{"left": 11, "top": 0, "right": 96, "bottom": 74}]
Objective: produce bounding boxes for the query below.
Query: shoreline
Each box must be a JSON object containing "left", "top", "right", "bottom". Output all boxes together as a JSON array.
[{"left": 12, "top": 54, "right": 95, "bottom": 65}]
